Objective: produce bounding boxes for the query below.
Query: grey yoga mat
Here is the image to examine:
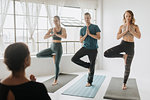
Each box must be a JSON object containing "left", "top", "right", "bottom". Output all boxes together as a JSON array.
[
  {"left": 43, "top": 73, "right": 78, "bottom": 93},
  {"left": 104, "top": 77, "right": 141, "bottom": 100}
]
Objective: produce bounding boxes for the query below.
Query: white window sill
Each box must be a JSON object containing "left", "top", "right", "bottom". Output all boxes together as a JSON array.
[{"left": 0, "top": 54, "right": 74, "bottom": 60}]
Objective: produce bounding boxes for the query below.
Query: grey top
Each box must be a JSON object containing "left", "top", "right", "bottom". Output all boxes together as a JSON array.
[{"left": 51, "top": 28, "right": 62, "bottom": 40}]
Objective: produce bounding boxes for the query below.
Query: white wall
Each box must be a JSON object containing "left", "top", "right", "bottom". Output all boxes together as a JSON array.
[
  {"left": 102, "top": 0, "right": 150, "bottom": 78},
  {"left": 96, "top": 0, "right": 104, "bottom": 69}
]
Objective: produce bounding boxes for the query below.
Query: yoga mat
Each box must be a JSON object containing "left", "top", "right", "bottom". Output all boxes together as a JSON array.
[
  {"left": 62, "top": 74, "right": 106, "bottom": 98},
  {"left": 104, "top": 77, "right": 141, "bottom": 100},
  {"left": 43, "top": 73, "right": 78, "bottom": 93}
]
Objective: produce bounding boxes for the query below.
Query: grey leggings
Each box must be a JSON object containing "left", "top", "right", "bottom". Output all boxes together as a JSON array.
[
  {"left": 104, "top": 40, "right": 134, "bottom": 84},
  {"left": 36, "top": 43, "right": 62, "bottom": 80}
]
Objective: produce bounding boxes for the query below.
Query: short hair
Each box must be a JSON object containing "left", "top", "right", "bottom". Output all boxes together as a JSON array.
[
  {"left": 84, "top": 12, "right": 91, "bottom": 17},
  {"left": 4, "top": 42, "right": 30, "bottom": 72}
]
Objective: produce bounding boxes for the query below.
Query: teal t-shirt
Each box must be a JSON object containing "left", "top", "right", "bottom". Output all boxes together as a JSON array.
[{"left": 80, "top": 24, "right": 101, "bottom": 49}]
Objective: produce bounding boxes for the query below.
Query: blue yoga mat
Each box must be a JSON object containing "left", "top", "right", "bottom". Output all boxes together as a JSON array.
[{"left": 62, "top": 74, "right": 106, "bottom": 98}]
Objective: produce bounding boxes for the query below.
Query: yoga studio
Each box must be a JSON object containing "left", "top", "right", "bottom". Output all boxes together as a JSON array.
[{"left": 0, "top": 0, "right": 149, "bottom": 100}]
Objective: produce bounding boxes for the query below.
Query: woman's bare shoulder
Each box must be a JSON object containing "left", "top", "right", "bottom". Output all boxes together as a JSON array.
[
  {"left": 1, "top": 77, "right": 11, "bottom": 85},
  {"left": 119, "top": 24, "right": 125, "bottom": 29},
  {"left": 133, "top": 24, "right": 139, "bottom": 28}
]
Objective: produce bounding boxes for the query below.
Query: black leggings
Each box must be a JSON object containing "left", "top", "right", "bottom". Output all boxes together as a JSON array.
[
  {"left": 71, "top": 47, "right": 98, "bottom": 84},
  {"left": 104, "top": 40, "right": 134, "bottom": 84}
]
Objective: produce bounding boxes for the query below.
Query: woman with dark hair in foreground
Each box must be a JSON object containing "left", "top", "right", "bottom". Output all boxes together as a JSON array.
[{"left": 0, "top": 42, "right": 51, "bottom": 100}]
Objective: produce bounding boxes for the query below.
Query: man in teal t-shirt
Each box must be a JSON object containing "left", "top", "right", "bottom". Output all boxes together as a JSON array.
[{"left": 71, "top": 12, "right": 101, "bottom": 87}]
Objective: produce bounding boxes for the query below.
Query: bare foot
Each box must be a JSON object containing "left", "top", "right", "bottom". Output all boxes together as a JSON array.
[
  {"left": 122, "top": 84, "right": 127, "bottom": 90},
  {"left": 88, "top": 68, "right": 90, "bottom": 73},
  {"left": 53, "top": 55, "right": 56, "bottom": 64},
  {"left": 86, "top": 83, "right": 92, "bottom": 87},
  {"left": 52, "top": 80, "right": 58, "bottom": 86},
  {"left": 123, "top": 54, "right": 128, "bottom": 64}
]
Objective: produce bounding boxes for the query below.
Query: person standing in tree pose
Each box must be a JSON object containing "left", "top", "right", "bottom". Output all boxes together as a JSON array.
[
  {"left": 72, "top": 12, "right": 101, "bottom": 87},
  {"left": 104, "top": 10, "right": 141, "bottom": 90},
  {"left": 36, "top": 16, "right": 67, "bottom": 86}
]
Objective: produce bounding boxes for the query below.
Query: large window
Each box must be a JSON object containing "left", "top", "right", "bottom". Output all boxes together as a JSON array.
[
  {"left": 2, "top": 1, "right": 14, "bottom": 49},
  {"left": 0, "top": 0, "right": 96, "bottom": 56}
]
